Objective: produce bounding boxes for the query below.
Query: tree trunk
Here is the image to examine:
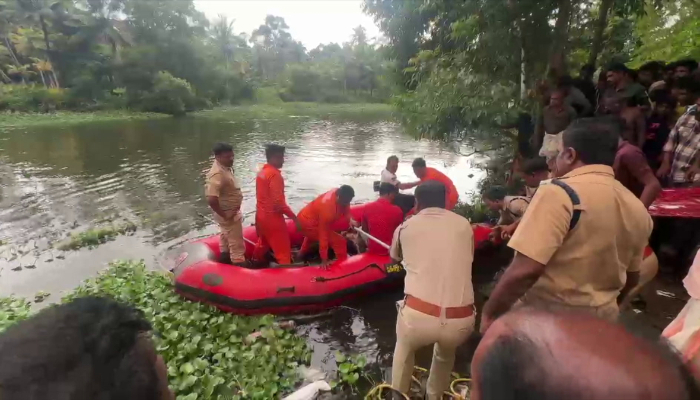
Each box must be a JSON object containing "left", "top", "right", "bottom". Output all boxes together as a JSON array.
[
  {"left": 520, "top": 26, "right": 527, "bottom": 101},
  {"left": 548, "top": 0, "right": 573, "bottom": 77},
  {"left": 4, "top": 36, "right": 22, "bottom": 66},
  {"left": 39, "top": 16, "right": 59, "bottom": 87},
  {"left": 39, "top": 70, "right": 46, "bottom": 87},
  {"left": 536, "top": 0, "right": 573, "bottom": 150},
  {"left": 587, "top": 0, "right": 614, "bottom": 67}
]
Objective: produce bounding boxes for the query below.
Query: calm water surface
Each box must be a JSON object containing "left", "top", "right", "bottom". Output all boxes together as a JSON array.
[{"left": 0, "top": 110, "right": 487, "bottom": 378}]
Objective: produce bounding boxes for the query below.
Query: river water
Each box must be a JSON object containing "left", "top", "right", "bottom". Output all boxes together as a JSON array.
[
  {"left": 0, "top": 109, "right": 686, "bottom": 387},
  {"left": 0, "top": 109, "right": 490, "bottom": 380}
]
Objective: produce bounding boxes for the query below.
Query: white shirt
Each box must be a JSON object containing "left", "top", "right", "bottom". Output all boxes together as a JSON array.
[{"left": 380, "top": 169, "right": 399, "bottom": 185}]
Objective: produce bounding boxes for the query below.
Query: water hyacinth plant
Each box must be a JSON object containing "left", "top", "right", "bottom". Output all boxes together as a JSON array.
[
  {"left": 0, "top": 296, "right": 32, "bottom": 332},
  {"left": 56, "top": 222, "right": 137, "bottom": 251},
  {"left": 2, "top": 260, "right": 312, "bottom": 399}
]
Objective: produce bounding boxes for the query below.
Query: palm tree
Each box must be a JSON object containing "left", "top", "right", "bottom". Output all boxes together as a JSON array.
[
  {"left": 210, "top": 15, "right": 236, "bottom": 66},
  {"left": 15, "top": 0, "right": 64, "bottom": 87}
]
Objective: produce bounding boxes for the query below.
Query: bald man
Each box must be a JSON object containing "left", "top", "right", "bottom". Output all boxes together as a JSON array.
[{"left": 471, "top": 308, "right": 699, "bottom": 400}]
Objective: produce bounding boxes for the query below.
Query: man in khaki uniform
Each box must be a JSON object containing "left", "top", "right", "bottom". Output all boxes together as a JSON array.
[
  {"left": 205, "top": 143, "right": 245, "bottom": 265},
  {"left": 389, "top": 181, "right": 475, "bottom": 400},
  {"left": 482, "top": 186, "right": 530, "bottom": 239},
  {"left": 481, "top": 118, "right": 653, "bottom": 332}
]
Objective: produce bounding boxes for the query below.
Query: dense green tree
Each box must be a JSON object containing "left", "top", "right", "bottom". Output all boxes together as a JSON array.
[{"left": 0, "top": 1, "right": 391, "bottom": 114}]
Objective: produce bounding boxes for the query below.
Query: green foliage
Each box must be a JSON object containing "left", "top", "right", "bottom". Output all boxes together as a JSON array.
[
  {"left": 55, "top": 221, "right": 137, "bottom": 251},
  {"left": 0, "top": 109, "right": 165, "bottom": 128},
  {"left": 453, "top": 200, "right": 497, "bottom": 224},
  {"left": 394, "top": 49, "right": 520, "bottom": 148},
  {"left": 0, "top": 260, "right": 312, "bottom": 399},
  {"left": 253, "top": 86, "right": 284, "bottom": 105},
  {"left": 0, "top": 296, "right": 32, "bottom": 333},
  {"left": 138, "top": 71, "right": 197, "bottom": 116},
  {"left": 0, "top": 84, "right": 67, "bottom": 111},
  {"left": 333, "top": 352, "right": 369, "bottom": 392},
  {"left": 631, "top": 0, "right": 700, "bottom": 65}
]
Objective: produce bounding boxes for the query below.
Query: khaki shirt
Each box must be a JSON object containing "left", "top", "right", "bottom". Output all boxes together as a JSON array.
[
  {"left": 525, "top": 185, "right": 538, "bottom": 198},
  {"left": 390, "top": 208, "right": 474, "bottom": 308},
  {"left": 498, "top": 196, "right": 530, "bottom": 225},
  {"left": 205, "top": 160, "right": 243, "bottom": 218},
  {"left": 508, "top": 165, "right": 653, "bottom": 308}
]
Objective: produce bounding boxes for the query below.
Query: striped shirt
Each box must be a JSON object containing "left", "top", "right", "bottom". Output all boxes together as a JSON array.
[{"left": 663, "top": 106, "right": 700, "bottom": 184}]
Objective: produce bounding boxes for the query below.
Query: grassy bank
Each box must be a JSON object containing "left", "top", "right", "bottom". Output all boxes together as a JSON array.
[
  {"left": 0, "top": 110, "right": 168, "bottom": 129},
  {"left": 0, "top": 103, "right": 394, "bottom": 130},
  {"left": 195, "top": 102, "right": 395, "bottom": 122}
]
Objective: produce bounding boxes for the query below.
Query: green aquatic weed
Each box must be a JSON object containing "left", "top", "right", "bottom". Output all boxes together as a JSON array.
[
  {"left": 55, "top": 222, "right": 137, "bottom": 251},
  {"left": 2, "top": 260, "right": 312, "bottom": 399}
]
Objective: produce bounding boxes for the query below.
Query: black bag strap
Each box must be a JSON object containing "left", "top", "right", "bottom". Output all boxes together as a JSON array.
[{"left": 550, "top": 179, "right": 582, "bottom": 231}]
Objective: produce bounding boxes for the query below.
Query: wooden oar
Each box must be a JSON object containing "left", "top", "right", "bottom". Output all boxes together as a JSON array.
[{"left": 354, "top": 226, "right": 390, "bottom": 250}]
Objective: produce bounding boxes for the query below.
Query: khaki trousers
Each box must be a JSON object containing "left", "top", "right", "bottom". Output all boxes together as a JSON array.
[
  {"left": 391, "top": 305, "right": 475, "bottom": 399},
  {"left": 217, "top": 216, "right": 245, "bottom": 262},
  {"left": 619, "top": 251, "right": 659, "bottom": 310}
]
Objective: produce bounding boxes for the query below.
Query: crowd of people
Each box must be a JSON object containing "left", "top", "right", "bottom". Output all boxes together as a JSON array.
[
  {"left": 1, "top": 59, "right": 699, "bottom": 400},
  {"left": 540, "top": 58, "right": 700, "bottom": 188}
]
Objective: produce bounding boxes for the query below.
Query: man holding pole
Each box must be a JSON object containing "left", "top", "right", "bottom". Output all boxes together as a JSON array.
[
  {"left": 359, "top": 183, "right": 404, "bottom": 256},
  {"left": 389, "top": 181, "right": 475, "bottom": 399}
]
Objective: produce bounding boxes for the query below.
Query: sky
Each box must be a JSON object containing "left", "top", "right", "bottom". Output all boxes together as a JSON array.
[{"left": 194, "top": 0, "right": 383, "bottom": 50}]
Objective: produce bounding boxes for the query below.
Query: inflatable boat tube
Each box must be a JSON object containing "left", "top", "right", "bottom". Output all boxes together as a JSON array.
[{"left": 172, "top": 204, "right": 495, "bottom": 315}]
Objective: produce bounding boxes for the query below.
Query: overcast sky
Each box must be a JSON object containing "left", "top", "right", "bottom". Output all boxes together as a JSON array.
[{"left": 194, "top": 1, "right": 383, "bottom": 50}]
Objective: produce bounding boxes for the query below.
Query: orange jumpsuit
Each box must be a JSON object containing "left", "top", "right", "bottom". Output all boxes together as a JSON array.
[
  {"left": 253, "top": 164, "right": 295, "bottom": 264},
  {"left": 297, "top": 189, "right": 350, "bottom": 262},
  {"left": 421, "top": 167, "right": 459, "bottom": 210}
]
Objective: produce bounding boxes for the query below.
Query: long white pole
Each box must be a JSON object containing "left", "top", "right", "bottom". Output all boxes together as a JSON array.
[{"left": 354, "top": 226, "right": 391, "bottom": 250}]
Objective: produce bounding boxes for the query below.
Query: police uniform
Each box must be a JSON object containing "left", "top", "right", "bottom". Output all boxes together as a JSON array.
[
  {"left": 508, "top": 165, "right": 653, "bottom": 320},
  {"left": 389, "top": 208, "right": 475, "bottom": 400},
  {"left": 498, "top": 196, "right": 530, "bottom": 225},
  {"left": 205, "top": 160, "right": 245, "bottom": 262}
]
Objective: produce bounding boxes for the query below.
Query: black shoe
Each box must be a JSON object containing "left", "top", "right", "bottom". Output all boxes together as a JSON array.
[{"left": 219, "top": 252, "right": 232, "bottom": 264}]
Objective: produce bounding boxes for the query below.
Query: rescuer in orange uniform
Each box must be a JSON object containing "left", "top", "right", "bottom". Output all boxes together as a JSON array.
[
  {"left": 411, "top": 158, "right": 459, "bottom": 210},
  {"left": 253, "top": 144, "right": 300, "bottom": 265},
  {"left": 297, "top": 185, "right": 356, "bottom": 268}
]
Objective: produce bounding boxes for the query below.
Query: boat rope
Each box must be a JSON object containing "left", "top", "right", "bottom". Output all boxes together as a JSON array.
[
  {"left": 312, "top": 263, "right": 386, "bottom": 283},
  {"left": 364, "top": 366, "right": 471, "bottom": 399}
]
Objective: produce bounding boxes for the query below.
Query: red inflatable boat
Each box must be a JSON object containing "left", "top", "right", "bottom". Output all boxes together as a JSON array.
[{"left": 171, "top": 204, "right": 495, "bottom": 315}]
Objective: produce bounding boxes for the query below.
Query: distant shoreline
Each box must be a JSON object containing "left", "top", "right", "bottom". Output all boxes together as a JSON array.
[{"left": 0, "top": 103, "right": 395, "bottom": 129}]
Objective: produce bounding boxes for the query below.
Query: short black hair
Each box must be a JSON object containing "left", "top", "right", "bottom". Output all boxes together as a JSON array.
[
  {"left": 265, "top": 144, "right": 285, "bottom": 160},
  {"left": 521, "top": 157, "right": 549, "bottom": 175},
  {"left": 675, "top": 59, "right": 698, "bottom": 72},
  {"left": 665, "top": 61, "right": 678, "bottom": 72},
  {"left": 483, "top": 186, "right": 507, "bottom": 201},
  {"left": 387, "top": 155, "right": 399, "bottom": 165},
  {"left": 415, "top": 181, "right": 446, "bottom": 209},
  {"left": 477, "top": 334, "right": 555, "bottom": 400},
  {"left": 562, "top": 117, "right": 620, "bottom": 166},
  {"left": 378, "top": 182, "right": 398, "bottom": 196},
  {"left": 338, "top": 185, "right": 355, "bottom": 201},
  {"left": 639, "top": 61, "right": 665, "bottom": 77},
  {"left": 412, "top": 158, "right": 427, "bottom": 168},
  {"left": 0, "top": 296, "right": 162, "bottom": 400},
  {"left": 213, "top": 142, "right": 233, "bottom": 155},
  {"left": 607, "top": 62, "right": 631, "bottom": 75}
]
